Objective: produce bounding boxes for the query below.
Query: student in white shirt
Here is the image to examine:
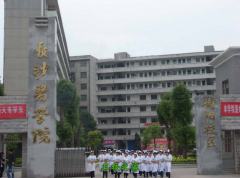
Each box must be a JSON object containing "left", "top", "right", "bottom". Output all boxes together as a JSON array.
[
  {"left": 122, "top": 152, "right": 131, "bottom": 178},
  {"left": 157, "top": 150, "right": 164, "bottom": 178},
  {"left": 131, "top": 153, "right": 141, "bottom": 178},
  {"left": 102, "top": 150, "right": 109, "bottom": 178},
  {"left": 148, "top": 151, "right": 153, "bottom": 177},
  {"left": 165, "top": 151, "right": 172, "bottom": 178},
  {"left": 151, "top": 151, "right": 159, "bottom": 178},
  {"left": 109, "top": 152, "right": 114, "bottom": 175},
  {"left": 97, "top": 150, "right": 104, "bottom": 177},
  {"left": 137, "top": 151, "right": 143, "bottom": 177},
  {"left": 142, "top": 152, "right": 150, "bottom": 177},
  {"left": 87, "top": 151, "right": 96, "bottom": 178},
  {"left": 114, "top": 151, "right": 123, "bottom": 178}
]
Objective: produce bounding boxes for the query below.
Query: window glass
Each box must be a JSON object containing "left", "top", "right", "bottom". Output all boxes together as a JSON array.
[
  {"left": 188, "top": 81, "right": 191, "bottom": 86},
  {"left": 149, "top": 61, "right": 152, "bottom": 65},
  {"left": 140, "top": 106, "right": 146, "bottom": 112},
  {"left": 173, "top": 71, "right": 177, "bottom": 75},
  {"left": 81, "top": 84, "right": 87, "bottom": 90},
  {"left": 167, "top": 60, "right": 170, "bottom": 64},
  {"left": 187, "top": 58, "right": 191, "bottom": 63},
  {"left": 202, "top": 81, "right": 205, "bottom": 85},
  {"left": 149, "top": 84, "right": 152, "bottom": 88},
  {"left": 161, "top": 60, "right": 165, "bottom": 65},
  {"left": 101, "top": 98, "right": 107, "bottom": 102},
  {"left": 127, "top": 85, "right": 130, "bottom": 89},
  {"left": 187, "top": 70, "right": 191, "bottom": 75},
  {"left": 140, "top": 118, "right": 146, "bottom": 123},
  {"left": 153, "top": 83, "right": 158, "bottom": 88},
  {"left": 104, "top": 65, "right": 111, "bottom": 68},
  {"left": 79, "top": 106, "right": 87, "bottom": 113},
  {"left": 81, "top": 95, "right": 87, "bottom": 101},
  {"left": 162, "top": 83, "right": 166, "bottom": 88},
  {"left": 145, "top": 73, "right": 148, "bottom": 77},
  {"left": 151, "top": 95, "right": 157, "bottom": 100},
  {"left": 178, "top": 71, "right": 182, "bottom": 75},
  {"left": 126, "top": 63, "right": 129, "bottom": 67},
  {"left": 182, "top": 59, "right": 186, "bottom": 63},
  {"left": 80, "top": 61, "right": 87, "bottom": 66},
  {"left": 167, "top": 83, "right": 171, "bottom": 87},
  {"left": 183, "top": 70, "right": 186, "bottom": 75},
  {"left": 131, "top": 62, "right": 134, "bottom": 66},
  {"left": 162, "top": 71, "right": 165, "bottom": 76},
  {"left": 196, "top": 58, "right": 200, "bottom": 62},
  {"left": 140, "top": 73, "right": 143, "bottom": 77},
  {"left": 81, "top": 72, "right": 87, "bottom": 78},
  {"left": 197, "top": 81, "right": 201, "bottom": 86},
  {"left": 201, "top": 58, "right": 205, "bottom": 62},
  {"left": 173, "top": 59, "right": 177, "bottom": 64},
  {"left": 139, "top": 62, "right": 143, "bottom": 66},
  {"left": 145, "top": 84, "right": 148, "bottom": 89},
  {"left": 196, "top": 69, "right": 200, "bottom": 74},
  {"left": 105, "top": 76, "right": 111, "bottom": 79},
  {"left": 202, "top": 69, "right": 205, "bottom": 74},
  {"left": 127, "top": 74, "right": 130, "bottom": 78},
  {"left": 153, "top": 61, "right": 157, "bottom": 65},
  {"left": 153, "top": 72, "right": 157, "bottom": 76},
  {"left": 70, "top": 61, "right": 75, "bottom": 67},
  {"left": 149, "top": 72, "right": 152, "bottom": 77},
  {"left": 100, "top": 86, "right": 107, "bottom": 91},
  {"left": 139, "top": 84, "right": 143, "bottom": 89},
  {"left": 140, "top": 95, "right": 146, "bottom": 100},
  {"left": 151, "top": 117, "right": 157, "bottom": 122},
  {"left": 178, "top": 59, "right": 181, "bottom": 64},
  {"left": 144, "top": 61, "right": 148, "bottom": 66}
]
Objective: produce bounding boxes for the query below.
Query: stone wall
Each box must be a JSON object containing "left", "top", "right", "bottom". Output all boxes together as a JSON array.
[
  {"left": 235, "top": 130, "right": 240, "bottom": 173},
  {"left": 22, "top": 133, "right": 27, "bottom": 178},
  {"left": 0, "top": 96, "right": 28, "bottom": 133}
]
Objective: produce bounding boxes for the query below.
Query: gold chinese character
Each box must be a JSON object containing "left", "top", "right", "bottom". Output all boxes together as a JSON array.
[
  {"left": 32, "top": 127, "right": 50, "bottom": 144},
  {"left": 35, "top": 85, "right": 48, "bottom": 102},
  {"left": 203, "top": 98, "right": 216, "bottom": 110},
  {"left": 204, "top": 122, "right": 217, "bottom": 135},
  {"left": 205, "top": 110, "right": 215, "bottom": 120},
  {"left": 33, "top": 62, "right": 50, "bottom": 80},
  {"left": 32, "top": 106, "right": 50, "bottom": 124},
  {"left": 35, "top": 42, "right": 49, "bottom": 58},
  {"left": 207, "top": 136, "right": 216, "bottom": 147}
]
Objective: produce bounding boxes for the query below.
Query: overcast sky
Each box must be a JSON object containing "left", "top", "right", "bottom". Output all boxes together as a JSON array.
[{"left": 0, "top": 0, "right": 240, "bottom": 82}]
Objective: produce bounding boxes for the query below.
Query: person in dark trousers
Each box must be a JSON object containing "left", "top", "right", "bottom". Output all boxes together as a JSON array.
[
  {"left": 6, "top": 149, "right": 15, "bottom": 178},
  {"left": 0, "top": 152, "right": 5, "bottom": 178}
]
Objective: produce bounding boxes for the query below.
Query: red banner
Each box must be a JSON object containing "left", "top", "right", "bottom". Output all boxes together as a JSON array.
[
  {"left": 103, "top": 140, "right": 115, "bottom": 145},
  {"left": 0, "top": 104, "right": 27, "bottom": 119},
  {"left": 146, "top": 138, "right": 173, "bottom": 150},
  {"left": 221, "top": 102, "right": 240, "bottom": 116},
  {"left": 144, "top": 123, "right": 160, "bottom": 126}
]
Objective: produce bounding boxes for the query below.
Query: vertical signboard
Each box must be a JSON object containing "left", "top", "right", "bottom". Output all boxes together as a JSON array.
[
  {"left": 195, "top": 95, "right": 222, "bottom": 175},
  {"left": 27, "top": 18, "right": 57, "bottom": 178}
]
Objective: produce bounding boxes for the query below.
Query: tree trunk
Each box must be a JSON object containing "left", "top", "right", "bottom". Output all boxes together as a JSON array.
[
  {"left": 71, "top": 126, "right": 74, "bottom": 148},
  {"left": 76, "top": 122, "right": 82, "bottom": 148},
  {"left": 173, "top": 139, "right": 177, "bottom": 157},
  {"left": 183, "top": 139, "right": 188, "bottom": 159},
  {"left": 166, "top": 127, "right": 172, "bottom": 151},
  {"left": 60, "top": 106, "right": 65, "bottom": 126}
]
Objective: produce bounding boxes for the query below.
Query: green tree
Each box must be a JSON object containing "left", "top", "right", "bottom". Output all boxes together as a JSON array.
[
  {"left": 65, "top": 94, "right": 81, "bottom": 147},
  {"left": 0, "top": 84, "right": 5, "bottom": 96},
  {"left": 56, "top": 121, "right": 72, "bottom": 146},
  {"left": 132, "top": 133, "right": 141, "bottom": 150},
  {"left": 87, "top": 130, "right": 103, "bottom": 152},
  {"left": 156, "top": 93, "right": 175, "bottom": 151},
  {"left": 6, "top": 134, "right": 20, "bottom": 155},
  {"left": 140, "top": 131, "right": 152, "bottom": 150},
  {"left": 141, "top": 124, "right": 163, "bottom": 149},
  {"left": 171, "top": 126, "right": 196, "bottom": 156},
  {"left": 171, "top": 82, "right": 193, "bottom": 158},
  {"left": 79, "top": 111, "right": 97, "bottom": 147},
  {"left": 57, "top": 79, "right": 77, "bottom": 127}
]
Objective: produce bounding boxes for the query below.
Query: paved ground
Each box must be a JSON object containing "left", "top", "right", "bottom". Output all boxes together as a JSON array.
[{"left": 3, "top": 165, "right": 240, "bottom": 178}]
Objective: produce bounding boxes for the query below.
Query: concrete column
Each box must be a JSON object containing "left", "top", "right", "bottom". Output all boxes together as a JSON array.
[{"left": 22, "top": 133, "right": 27, "bottom": 178}]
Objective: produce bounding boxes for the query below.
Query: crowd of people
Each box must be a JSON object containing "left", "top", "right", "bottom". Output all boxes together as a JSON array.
[{"left": 87, "top": 149, "right": 172, "bottom": 178}]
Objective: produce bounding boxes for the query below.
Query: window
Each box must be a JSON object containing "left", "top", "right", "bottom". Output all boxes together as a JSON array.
[
  {"left": 196, "top": 69, "right": 200, "bottom": 74},
  {"left": 139, "top": 84, "right": 143, "bottom": 89},
  {"left": 140, "top": 95, "right": 146, "bottom": 100},
  {"left": 188, "top": 81, "right": 191, "bottom": 86},
  {"left": 149, "top": 72, "right": 152, "bottom": 77},
  {"left": 81, "top": 72, "right": 87, "bottom": 78},
  {"left": 127, "top": 96, "right": 130, "bottom": 101},
  {"left": 101, "top": 87, "right": 107, "bottom": 91},
  {"left": 145, "top": 84, "right": 148, "bottom": 89},
  {"left": 161, "top": 60, "right": 165, "bottom": 65},
  {"left": 131, "top": 62, "right": 134, "bottom": 66},
  {"left": 100, "top": 65, "right": 103, "bottom": 68},
  {"left": 127, "top": 74, "right": 130, "bottom": 78},
  {"left": 178, "top": 71, "right": 182, "bottom": 75},
  {"left": 140, "top": 73, "right": 143, "bottom": 77},
  {"left": 79, "top": 106, "right": 87, "bottom": 113},
  {"left": 162, "top": 83, "right": 166, "bottom": 88},
  {"left": 153, "top": 72, "right": 157, "bottom": 76},
  {"left": 193, "top": 70, "right": 197, "bottom": 74},
  {"left": 167, "top": 60, "right": 170, "bottom": 64},
  {"left": 202, "top": 69, "right": 205, "bottom": 74},
  {"left": 70, "top": 72, "right": 75, "bottom": 81},
  {"left": 197, "top": 81, "right": 201, "bottom": 86},
  {"left": 100, "top": 76, "right": 103, "bottom": 80},
  {"left": 105, "top": 76, "right": 111, "bottom": 79},
  {"left": 70, "top": 61, "right": 75, "bottom": 67},
  {"left": 131, "top": 84, "right": 135, "bottom": 89},
  {"left": 112, "top": 130, "right": 116, "bottom": 135},
  {"left": 128, "top": 130, "right": 131, "bottom": 135},
  {"left": 173, "top": 59, "right": 177, "bottom": 64},
  {"left": 140, "top": 106, "right": 146, "bottom": 112},
  {"left": 149, "top": 61, "right": 152, "bottom": 65},
  {"left": 101, "top": 98, "right": 107, "bottom": 102},
  {"left": 153, "top": 83, "right": 158, "bottom": 88},
  {"left": 144, "top": 61, "right": 148, "bottom": 66},
  {"left": 112, "top": 75, "right": 115, "bottom": 79},
  {"left": 222, "top": 131, "right": 233, "bottom": 153},
  {"left": 183, "top": 70, "right": 186, "bottom": 75},
  {"left": 101, "top": 109, "right": 105, "bottom": 113},
  {"left": 187, "top": 70, "right": 191, "bottom": 75},
  {"left": 173, "top": 71, "right": 177, "bottom": 75},
  {"left": 162, "top": 71, "right": 165, "bottom": 76},
  {"left": 202, "top": 81, "right": 205, "bottom": 85},
  {"left": 151, "top": 95, "right": 157, "bottom": 100},
  {"left": 139, "top": 62, "right": 143, "bottom": 66},
  {"left": 81, "top": 84, "right": 87, "bottom": 90},
  {"left": 100, "top": 120, "right": 107, "bottom": 124},
  {"left": 182, "top": 59, "right": 186, "bottom": 63},
  {"left": 102, "top": 131, "right": 107, "bottom": 136},
  {"left": 127, "top": 107, "right": 131, "bottom": 112},
  {"left": 80, "top": 61, "right": 87, "bottom": 66},
  {"left": 196, "top": 58, "right": 200, "bottom": 62},
  {"left": 126, "top": 63, "right": 129, "bottom": 67},
  {"left": 81, "top": 95, "right": 87, "bottom": 101},
  {"left": 167, "top": 83, "right": 171, "bottom": 87},
  {"left": 149, "top": 84, "right": 152, "bottom": 88},
  {"left": 153, "top": 61, "right": 156, "bottom": 65},
  {"left": 105, "top": 65, "right": 111, "bottom": 68},
  {"left": 173, "top": 82, "right": 176, "bottom": 87},
  {"left": 128, "top": 118, "right": 131, "bottom": 123},
  {"left": 187, "top": 58, "right": 191, "bottom": 63},
  {"left": 127, "top": 85, "right": 130, "bottom": 89},
  {"left": 151, "top": 118, "right": 157, "bottom": 123},
  {"left": 131, "top": 73, "right": 135, "bottom": 78},
  {"left": 151, "top": 106, "right": 156, "bottom": 111},
  {"left": 145, "top": 73, "right": 148, "bottom": 77},
  {"left": 222, "top": 80, "right": 229, "bottom": 94},
  {"left": 140, "top": 118, "right": 146, "bottom": 123},
  {"left": 201, "top": 58, "right": 205, "bottom": 62},
  {"left": 178, "top": 59, "right": 181, "bottom": 64},
  {"left": 167, "top": 71, "right": 172, "bottom": 76}
]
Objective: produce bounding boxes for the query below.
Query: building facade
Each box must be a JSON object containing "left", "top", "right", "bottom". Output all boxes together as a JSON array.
[
  {"left": 70, "top": 46, "right": 222, "bottom": 149},
  {"left": 3, "top": 0, "right": 70, "bottom": 95}
]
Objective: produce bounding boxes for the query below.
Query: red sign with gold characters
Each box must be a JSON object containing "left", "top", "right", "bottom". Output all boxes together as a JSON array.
[
  {"left": 0, "top": 104, "right": 26, "bottom": 119},
  {"left": 221, "top": 102, "right": 240, "bottom": 116}
]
